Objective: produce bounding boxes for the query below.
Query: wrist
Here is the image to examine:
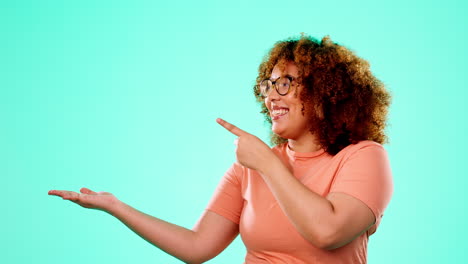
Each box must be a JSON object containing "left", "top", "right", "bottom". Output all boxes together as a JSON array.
[
  {"left": 259, "top": 154, "right": 286, "bottom": 176},
  {"left": 105, "top": 197, "right": 125, "bottom": 216}
]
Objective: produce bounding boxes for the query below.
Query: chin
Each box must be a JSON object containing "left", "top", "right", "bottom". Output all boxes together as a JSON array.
[{"left": 272, "top": 126, "right": 290, "bottom": 139}]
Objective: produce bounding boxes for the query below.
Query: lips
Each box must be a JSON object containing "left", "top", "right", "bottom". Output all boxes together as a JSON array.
[{"left": 270, "top": 106, "right": 289, "bottom": 120}]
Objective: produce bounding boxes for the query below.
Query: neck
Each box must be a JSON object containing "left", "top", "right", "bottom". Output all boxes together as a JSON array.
[{"left": 287, "top": 133, "right": 321, "bottom": 153}]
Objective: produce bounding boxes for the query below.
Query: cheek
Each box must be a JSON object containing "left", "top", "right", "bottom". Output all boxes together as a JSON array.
[{"left": 288, "top": 100, "right": 305, "bottom": 117}]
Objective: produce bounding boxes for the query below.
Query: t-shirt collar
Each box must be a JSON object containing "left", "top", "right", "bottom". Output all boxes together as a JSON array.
[{"left": 286, "top": 143, "right": 325, "bottom": 159}]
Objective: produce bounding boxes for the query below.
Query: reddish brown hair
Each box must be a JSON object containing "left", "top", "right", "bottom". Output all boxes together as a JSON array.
[{"left": 254, "top": 35, "right": 391, "bottom": 155}]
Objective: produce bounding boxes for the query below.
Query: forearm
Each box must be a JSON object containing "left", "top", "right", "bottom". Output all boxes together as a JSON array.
[
  {"left": 108, "top": 201, "right": 202, "bottom": 263},
  {"left": 259, "top": 160, "right": 337, "bottom": 248}
]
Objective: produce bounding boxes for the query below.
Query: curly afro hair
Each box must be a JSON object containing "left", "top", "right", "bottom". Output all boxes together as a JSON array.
[{"left": 254, "top": 35, "right": 391, "bottom": 155}]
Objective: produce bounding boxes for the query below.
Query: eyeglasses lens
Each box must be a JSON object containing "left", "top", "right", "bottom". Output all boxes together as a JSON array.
[
  {"left": 260, "top": 80, "right": 272, "bottom": 97},
  {"left": 277, "top": 78, "right": 290, "bottom": 95},
  {"left": 259, "top": 77, "right": 291, "bottom": 97}
]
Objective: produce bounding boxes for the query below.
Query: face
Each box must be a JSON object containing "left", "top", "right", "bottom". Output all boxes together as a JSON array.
[{"left": 264, "top": 61, "right": 311, "bottom": 140}]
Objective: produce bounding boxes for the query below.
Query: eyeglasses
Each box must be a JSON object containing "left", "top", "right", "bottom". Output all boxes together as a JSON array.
[{"left": 259, "top": 76, "right": 295, "bottom": 97}]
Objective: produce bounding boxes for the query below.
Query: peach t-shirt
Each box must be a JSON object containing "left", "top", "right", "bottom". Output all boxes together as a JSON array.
[{"left": 206, "top": 140, "right": 393, "bottom": 264}]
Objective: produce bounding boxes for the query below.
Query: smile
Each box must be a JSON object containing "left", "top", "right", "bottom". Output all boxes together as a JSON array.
[{"left": 271, "top": 108, "right": 289, "bottom": 120}]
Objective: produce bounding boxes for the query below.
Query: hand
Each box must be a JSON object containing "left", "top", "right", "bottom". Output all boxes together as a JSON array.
[
  {"left": 48, "top": 187, "right": 119, "bottom": 213},
  {"left": 216, "top": 118, "right": 277, "bottom": 173}
]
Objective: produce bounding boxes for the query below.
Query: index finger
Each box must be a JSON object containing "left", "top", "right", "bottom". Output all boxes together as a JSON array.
[{"left": 216, "top": 118, "right": 247, "bottom": 137}]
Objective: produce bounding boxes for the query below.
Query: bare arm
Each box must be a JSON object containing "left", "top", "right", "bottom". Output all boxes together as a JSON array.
[{"left": 48, "top": 188, "right": 238, "bottom": 264}]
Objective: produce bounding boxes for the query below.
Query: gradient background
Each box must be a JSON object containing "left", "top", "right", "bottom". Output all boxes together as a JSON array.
[{"left": 3, "top": 0, "right": 467, "bottom": 263}]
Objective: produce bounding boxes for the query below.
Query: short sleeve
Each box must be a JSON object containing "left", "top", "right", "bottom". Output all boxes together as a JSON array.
[
  {"left": 205, "top": 163, "right": 244, "bottom": 224},
  {"left": 330, "top": 143, "right": 393, "bottom": 233}
]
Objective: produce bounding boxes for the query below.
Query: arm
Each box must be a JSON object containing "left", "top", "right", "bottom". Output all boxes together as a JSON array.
[
  {"left": 259, "top": 160, "right": 375, "bottom": 250},
  {"left": 48, "top": 188, "right": 238, "bottom": 264},
  {"left": 216, "top": 119, "right": 377, "bottom": 250}
]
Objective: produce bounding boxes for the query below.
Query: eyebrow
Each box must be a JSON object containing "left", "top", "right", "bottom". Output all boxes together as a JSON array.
[{"left": 269, "top": 74, "right": 296, "bottom": 81}]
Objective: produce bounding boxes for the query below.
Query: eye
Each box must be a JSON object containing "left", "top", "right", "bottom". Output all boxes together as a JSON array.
[{"left": 277, "top": 78, "right": 289, "bottom": 87}]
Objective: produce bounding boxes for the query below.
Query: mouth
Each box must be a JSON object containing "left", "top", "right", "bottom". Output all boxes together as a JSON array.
[{"left": 270, "top": 107, "right": 289, "bottom": 120}]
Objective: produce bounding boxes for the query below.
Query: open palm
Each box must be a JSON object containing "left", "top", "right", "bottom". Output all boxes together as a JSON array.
[{"left": 48, "top": 187, "right": 118, "bottom": 212}]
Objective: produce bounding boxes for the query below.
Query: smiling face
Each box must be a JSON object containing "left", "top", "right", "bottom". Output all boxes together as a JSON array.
[{"left": 264, "top": 61, "right": 312, "bottom": 141}]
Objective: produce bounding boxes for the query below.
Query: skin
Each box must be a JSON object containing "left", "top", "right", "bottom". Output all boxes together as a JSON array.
[
  {"left": 48, "top": 61, "right": 376, "bottom": 262},
  {"left": 266, "top": 61, "right": 321, "bottom": 153}
]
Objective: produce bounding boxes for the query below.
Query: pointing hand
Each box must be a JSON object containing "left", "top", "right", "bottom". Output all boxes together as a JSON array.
[{"left": 216, "top": 118, "right": 276, "bottom": 173}]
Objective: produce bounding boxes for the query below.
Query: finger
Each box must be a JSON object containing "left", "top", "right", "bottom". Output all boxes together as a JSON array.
[
  {"left": 48, "top": 190, "right": 78, "bottom": 200},
  {"left": 80, "top": 187, "right": 97, "bottom": 195},
  {"left": 216, "top": 118, "right": 247, "bottom": 137},
  {"left": 48, "top": 190, "right": 69, "bottom": 197},
  {"left": 65, "top": 192, "right": 84, "bottom": 202}
]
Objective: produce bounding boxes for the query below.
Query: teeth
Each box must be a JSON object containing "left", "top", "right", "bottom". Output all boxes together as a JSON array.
[{"left": 272, "top": 109, "right": 289, "bottom": 116}]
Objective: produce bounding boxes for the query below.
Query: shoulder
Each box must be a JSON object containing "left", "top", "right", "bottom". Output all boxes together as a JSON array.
[
  {"left": 337, "top": 140, "right": 387, "bottom": 161},
  {"left": 342, "top": 140, "right": 385, "bottom": 152},
  {"left": 330, "top": 141, "right": 393, "bottom": 235}
]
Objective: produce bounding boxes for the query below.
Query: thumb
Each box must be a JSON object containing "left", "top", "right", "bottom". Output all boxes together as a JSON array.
[{"left": 80, "top": 187, "right": 97, "bottom": 195}]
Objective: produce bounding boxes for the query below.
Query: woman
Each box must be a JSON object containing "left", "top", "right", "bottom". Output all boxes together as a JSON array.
[{"left": 49, "top": 35, "right": 393, "bottom": 264}]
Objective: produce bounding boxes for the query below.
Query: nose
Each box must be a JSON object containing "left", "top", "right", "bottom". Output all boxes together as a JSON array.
[{"left": 265, "top": 86, "right": 281, "bottom": 102}]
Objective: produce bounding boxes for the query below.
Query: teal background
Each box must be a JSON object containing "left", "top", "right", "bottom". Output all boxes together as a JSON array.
[{"left": 3, "top": 0, "right": 467, "bottom": 263}]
